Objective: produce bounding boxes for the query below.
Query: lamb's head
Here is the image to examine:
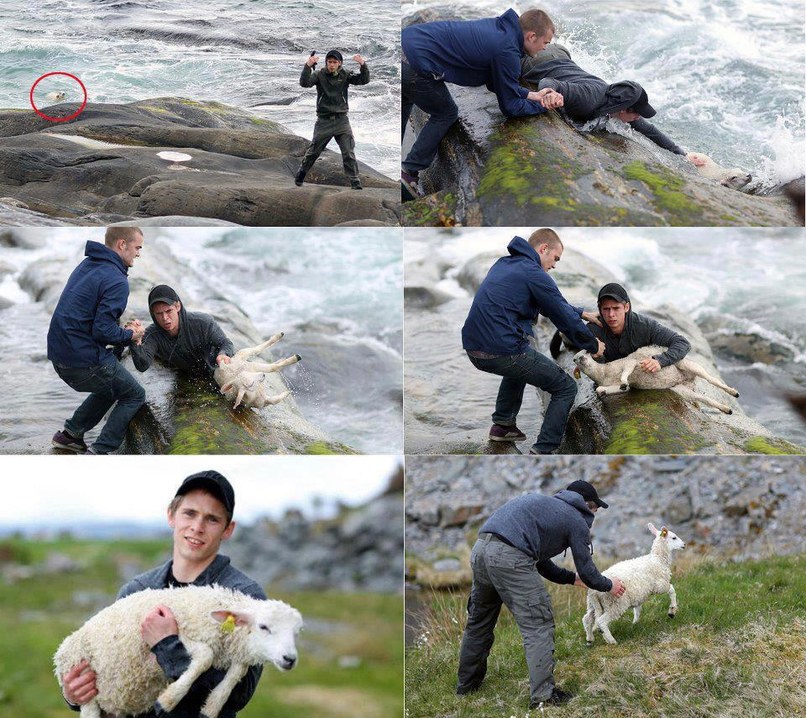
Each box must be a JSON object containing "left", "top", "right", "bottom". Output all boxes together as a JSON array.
[
  {"left": 572, "top": 350, "right": 595, "bottom": 379},
  {"left": 647, "top": 522, "right": 686, "bottom": 557},
  {"left": 720, "top": 168, "right": 752, "bottom": 190},
  {"left": 211, "top": 599, "right": 303, "bottom": 671}
]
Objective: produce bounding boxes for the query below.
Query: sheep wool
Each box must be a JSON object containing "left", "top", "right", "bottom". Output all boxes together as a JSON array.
[
  {"left": 54, "top": 585, "right": 303, "bottom": 718},
  {"left": 583, "top": 523, "right": 686, "bottom": 645}
]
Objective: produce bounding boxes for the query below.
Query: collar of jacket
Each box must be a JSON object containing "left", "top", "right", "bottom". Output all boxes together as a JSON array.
[
  {"left": 554, "top": 489, "right": 596, "bottom": 528},
  {"left": 159, "top": 553, "right": 232, "bottom": 586},
  {"left": 84, "top": 240, "right": 129, "bottom": 275}
]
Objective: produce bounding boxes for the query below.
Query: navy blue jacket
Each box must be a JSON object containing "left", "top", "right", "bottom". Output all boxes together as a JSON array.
[
  {"left": 481, "top": 490, "right": 613, "bottom": 592},
  {"left": 47, "top": 241, "right": 134, "bottom": 368},
  {"left": 461, "top": 236, "right": 599, "bottom": 356},
  {"left": 402, "top": 8, "right": 547, "bottom": 118}
]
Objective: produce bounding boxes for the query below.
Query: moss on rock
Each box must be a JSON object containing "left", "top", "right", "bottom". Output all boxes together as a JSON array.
[
  {"left": 622, "top": 161, "right": 704, "bottom": 225},
  {"left": 744, "top": 436, "right": 805, "bottom": 455}
]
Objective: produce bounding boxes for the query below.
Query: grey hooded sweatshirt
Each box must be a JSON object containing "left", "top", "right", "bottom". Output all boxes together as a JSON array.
[
  {"left": 481, "top": 489, "right": 613, "bottom": 592},
  {"left": 131, "top": 287, "right": 234, "bottom": 378}
]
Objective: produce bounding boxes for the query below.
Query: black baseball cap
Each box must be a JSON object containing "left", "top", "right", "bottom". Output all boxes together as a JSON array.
[
  {"left": 630, "top": 86, "right": 656, "bottom": 119},
  {"left": 567, "top": 480, "right": 609, "bottom": 508},
  {"left": 175, "top": 470, "right": 235, "bottom": 515},
  {"left": 148, "top": 284, "right": 180, "bottom": 307},
  {"left": 597, "top": 282, "right": 630, "bottom": 306},
  {"left": 325, "top": 50, "right": 343, "bottom": 63}
]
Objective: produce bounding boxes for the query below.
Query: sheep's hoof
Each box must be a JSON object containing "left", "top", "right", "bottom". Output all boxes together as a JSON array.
[
  {"left": 620, "top": 383, "right": 629, "bottom": 391},
  {"left": 668, "top": 611, "right": 676, "bottom": 619},
  {"left": 154, "top": 701, "right": 168, "bottom": 716},
  {"left": 726, "top": 408, "right": 733, "bottom": 415},
  {"left": 585, "top": 640, "right": 594, "bottom": 648}
]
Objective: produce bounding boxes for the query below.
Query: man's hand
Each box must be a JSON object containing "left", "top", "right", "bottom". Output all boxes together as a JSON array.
[
  {"left": 216, "top": 354, "right": 231, "bottom": 366},
  {"left": 591, "top": 338, "right": 606, "bottom": 359},
  {"left": 609, "top": 577, "right": 626, "bottom": 597},
  {"left": 640, "top": 358, "right": 661, "bottom": 373},
  {"left": 353, "top": 54, "right": 365, "bottom": 66},
  {"left": 528, "top": 87, "right": 564, "bottom": 109},
  {"left": 125, "top": 319, "right": 145, "bottom": 346},
  {"left": 573, "top": 573, "right": 586, "bottom": 587},
  {"left": 62, "top": 659, "right": 98, "bottom": 706},
  {"left": 581, "top": 310, "right": 602, "bottom": 327},
  {"left": 141, "top": 605, "right": 179, "bottom": 648},
  {"left": 306, "top": 54, "right": 319, "bottom": 67}
]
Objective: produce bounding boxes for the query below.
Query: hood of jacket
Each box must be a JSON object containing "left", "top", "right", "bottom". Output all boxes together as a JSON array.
[
  {"left": 86, "top": 239, "right": 129, "bottom": 276},
  {"left": 554, "top": 489, "right": 596, "bottom": 529},
  {"left": 598, "top": 80, "right": 646, "bottom": 116},
  {"left": 506, "top": 235, "right": 542, "bottom": 264}
]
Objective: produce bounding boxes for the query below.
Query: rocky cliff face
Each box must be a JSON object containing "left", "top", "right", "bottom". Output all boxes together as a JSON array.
[
  {"left": 404, "top": 244, "right": 804, "bottom": 455},
  {"left": 0, "top": 98, "right": 400, "bottom": 227},
  {"left": 406, "top": 455, "right": 806, "bottom": 585},
  {"left": 401, "top": 9, "right": 800, "bottom": 228}
]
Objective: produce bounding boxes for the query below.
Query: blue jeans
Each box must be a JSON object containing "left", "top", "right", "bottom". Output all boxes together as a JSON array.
[
  {"left": 468, "top": 348, "right": 577, "bottom": 453},
  {"left": 54, "top": 361, "right": 146, "bottom": 454},
  {"left": 401, "top": 61, "right": 459, "bottom": 173}
]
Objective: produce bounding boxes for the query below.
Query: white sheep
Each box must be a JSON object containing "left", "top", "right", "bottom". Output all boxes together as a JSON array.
[
  {"left": 54, "top": 585, "right": 303, "bottom": 718},
  {"left": 214, "top": 332, "right": 301, "bottom": 410},
  {"left": 583, "top": 523, "right": 685, "bottom": 645},
  {"left": 573, "top": 345, "right": 740, "bottom": 414}
]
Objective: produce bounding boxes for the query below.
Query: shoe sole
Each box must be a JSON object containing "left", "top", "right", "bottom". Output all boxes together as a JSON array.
[
  {"left": 489, "top": 435, "right": 527, "bottom": 443},
  {"left": 400, "top": 181, "right": 421, "bottom": 202},
  {"left": 52, "top": 441, "right": 86, "bottom": 453}
]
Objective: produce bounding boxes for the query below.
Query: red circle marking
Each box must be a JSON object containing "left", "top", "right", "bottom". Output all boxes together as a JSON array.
[{"left": 29, "top": 72, "right": 88, "bottom": 123}]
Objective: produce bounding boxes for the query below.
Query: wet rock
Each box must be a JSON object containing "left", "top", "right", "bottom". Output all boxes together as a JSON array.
[
  {"left": 0, "top": 98, "right": 399, "bottom": 227},
  {"left": 0, "top": 228, "right": 47, "bottom": 248}
]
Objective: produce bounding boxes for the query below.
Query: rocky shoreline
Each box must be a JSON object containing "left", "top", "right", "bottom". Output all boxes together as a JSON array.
[{"left": 0, "top": 97, "right": 400, "bottom": 227}]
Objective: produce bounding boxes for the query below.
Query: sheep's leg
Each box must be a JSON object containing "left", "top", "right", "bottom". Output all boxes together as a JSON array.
[
  {"left": 672, "top": 385, "right": 732, "bottom": 414},
  {"left": 233, "top": 333, "right": 285, "bottom": 360},
  {"left": 582, "top": 606, "right": 596, "bottom": 645},
  {"left": 667, "top": 584, "right": 678, "bottom": 618},
  {"left": 78, "top": 701, "right": 102, "bottom": 718},
  {"left": 200, "top": 662, "right": 249, "bottom": 718},
  {"left": 595, "top": 614, "right": 618, "bottom": 645},
  {"left": 156, "top": 641, "right": 215, "bottom": 714},
  {"left": 632, "top": 605, "right": 642, "bottom": 624},
  {"left": 258, "top": 390, "right": 292, "bottom": 406},
  {"left": 240, "top": 353, "right": 301, "bottom": 374},
  {"left": 619, "top": 360, "right": 638, "bottom": 391},
  {"left": 596, "top": 384, "right": 627, "bottom": 397},
  {"left": 677, "top": 359, "right": 740, "bottom": 397}
]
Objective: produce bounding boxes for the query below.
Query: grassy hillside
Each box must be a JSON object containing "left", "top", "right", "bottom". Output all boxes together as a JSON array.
[
  {"left": 406, "top": 554, "right": 806, "bottom": 718},
  {"left": 0, "top": 538, "right": 402, "bottom": 718}
]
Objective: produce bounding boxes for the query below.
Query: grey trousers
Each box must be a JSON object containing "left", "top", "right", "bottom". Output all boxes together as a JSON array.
[
  {"left": 299, "top": 113, "right": 359, "bottom": 180},
  {"left": 457, "top": 535, "right": 556, "bottom": 703}
]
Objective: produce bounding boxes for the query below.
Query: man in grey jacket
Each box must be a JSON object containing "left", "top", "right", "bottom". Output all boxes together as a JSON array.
[
  {"left": 588, "top": 283, "right": 691, "bottom": 373},
  {"left": 60, "top": 470, "right": 265, "bottom": 717},
  {"left": 129, "top": 284, "right": 234, "bottom": 379},
  {"left": 457, "top": 481, "right": 625, "bottom": 709}
]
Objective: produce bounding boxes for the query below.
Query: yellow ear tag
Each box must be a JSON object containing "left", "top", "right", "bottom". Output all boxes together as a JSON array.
[
  {"left": 221, "top": 614, "right": 236, "bottom": 633},
  {"left": 660, "top": 528, "right": 668, "bottom": 538}
]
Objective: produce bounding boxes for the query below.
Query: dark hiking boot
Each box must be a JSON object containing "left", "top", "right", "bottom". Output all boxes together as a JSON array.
[
  {"left": 294, "top": 169, "right": 306, "bottom": 186},
  {"left": 456, "top": 682, "right": 482, "bottom": 696},
  {"left": 351, "top": 179, "right": 363, "bottom": 190},
  {"left": 488, "top": 423, "right": 527, "bottom": 442},
  {"left": 401, "top": 169, "right": 423, "bottom": 199},
  {"left": 529, "top": 687, "right": 574, "bottom": 709},
  {"left": 52, "top": 430, "right": 87, "bottom": 453}
]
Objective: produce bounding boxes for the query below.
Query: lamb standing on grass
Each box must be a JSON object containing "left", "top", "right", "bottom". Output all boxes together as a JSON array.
[
  {"left": 214, "top": 332, "right": 301, "bottom": 410},
  {"left": 54, "top": 585, "right": 303, "bottom": 718},
  {"left": 583, "top": 523, "right": 685, "bottom": 645},
  {"left": 573, "top": 344, "right": 740, "bottom": 414}
]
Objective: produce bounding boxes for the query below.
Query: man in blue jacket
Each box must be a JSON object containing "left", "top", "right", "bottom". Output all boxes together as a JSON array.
[
  {"left": 60, "top": 470, "right": 266, "bottom": 717},
  {"left": 401, "top": 8, "right": 564, "bottom": 197},
  {"left": 461, "top": 229, "right": 605, "bottom": 454},
  {"left": 457, "top": 481, "right": 625, "bottom": 708},
  {"left": 47, "top": 227, "right": 146, "bottom": 454}
]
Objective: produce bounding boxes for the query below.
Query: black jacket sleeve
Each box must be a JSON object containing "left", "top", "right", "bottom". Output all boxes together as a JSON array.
[
  {"left": 208, "top": 320, "right": 234, "bottom": 360},
  {"left": 130, "top": 326, "right": 159, "bottom": 372},
  {"left": 348, "top": 62, "right": 370, "bottom": 85},
  {"left": 536, "top": 559, "right": 576, "bottom": 585},
  {"left": 644, "top": 316, "right": 691, "bottom": 366},
  {"left": 300, "top": 64, "right": 318, "bottom": 88},
  {"left": 629, "top": 118, "right": 685, "bottom": 155}
]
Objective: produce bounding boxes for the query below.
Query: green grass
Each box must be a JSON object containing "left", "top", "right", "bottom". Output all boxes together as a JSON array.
[
  {"left": 0, "top": 538, "right": 402, "bottom": 718},
  {"left": 406, "top": 554, "right": 806, "bottom": 717}
]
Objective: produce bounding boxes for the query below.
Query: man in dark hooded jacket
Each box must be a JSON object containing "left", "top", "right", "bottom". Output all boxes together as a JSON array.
[
  {"left": 461, "top": 229, "right": 605, "bottom": 454},
  {"left": 457, "top": 481, "right": 625, "bottom": 709},
  {"left": 295, "top": 50, "right": 369, "bottom": 190},
  {"left": 521, "top": 44, "right": 688, "bottom": 155},
  {"left": 47, "top": 228, "right": 147, "bottom": 455},
  {"left": 129, "top": 285, "right": 234, "bottom": 378}
]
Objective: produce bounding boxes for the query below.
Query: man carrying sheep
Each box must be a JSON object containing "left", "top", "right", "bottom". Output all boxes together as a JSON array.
[
  {"left": 60, "top": 470, "right": 266, "bottom": 717},
  {"left": 588, "top": 283, "right": 691, "bottom": 373},
  {"left": 461, "top": 229, "right": 606, "bottom": 454},
  {"left": 456, "top": 481, "right": 625, "bottom": 709}
]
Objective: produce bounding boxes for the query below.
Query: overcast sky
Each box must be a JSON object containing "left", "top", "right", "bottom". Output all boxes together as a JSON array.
[{"left": 1, "top": 455, "right": 401, "bottom": 527}]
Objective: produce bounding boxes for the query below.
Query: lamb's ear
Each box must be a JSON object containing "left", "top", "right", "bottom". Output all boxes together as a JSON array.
[
  {"left": 211, "top": 610, "right": 253, "bottom": 628},
  {"left": 660, "top": 526, "right": 669, "bottom": 538},
  {"left": 647, "top": 523, "right": 659, "bottom": 536}
]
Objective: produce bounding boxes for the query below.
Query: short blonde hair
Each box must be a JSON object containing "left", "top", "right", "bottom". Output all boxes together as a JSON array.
[
  {"left": 520, "top": 9, "right": 555, "bottom": 37},
  {"left": 104, "top": 227, "right": 143, "bottom": 248},
  {"left": 527, "top": 228, "right": 563, "bottom": 250}
]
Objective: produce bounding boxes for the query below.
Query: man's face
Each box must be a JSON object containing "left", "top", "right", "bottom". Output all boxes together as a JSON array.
[
  {"left": 523, "top": 29, "right": 553, "bottom": 57},
  {"left": 538, "top": 242, "right": 563, "bottom": 271},
  {"left": 599, "top": 298, "right": 630, "bottom": 335},
  {"left": 117, "top": 234, "right": 143, "bottom": 267},
  {"left": 326, "top": 58, "right": 341, "bottom": 73},
  {"left": 614, "top": 109, "right": 641, "bottom": 123},
  {"left": 168, "top": 489, "right": 235, "bottom": 567},
  {"left": 152, "top": 301, "right": 181, "bottom": 337}
]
